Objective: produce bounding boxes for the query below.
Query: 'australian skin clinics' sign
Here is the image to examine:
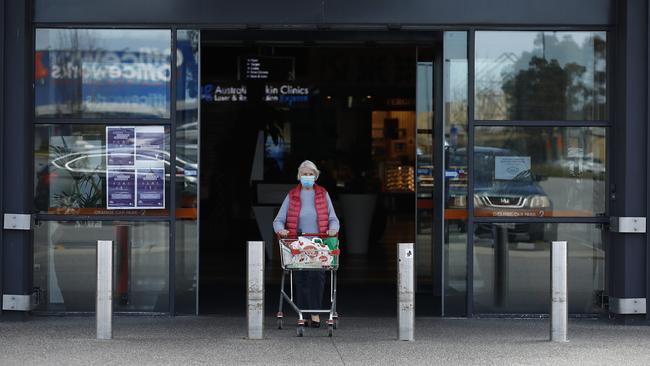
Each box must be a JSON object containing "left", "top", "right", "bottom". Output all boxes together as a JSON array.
[{"left": 202, "top": 83, "right": 310, "bottom": 105}]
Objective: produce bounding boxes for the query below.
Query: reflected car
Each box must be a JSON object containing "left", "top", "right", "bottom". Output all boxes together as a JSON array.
[
  {"left": 558, "top": 156, "right": 606, "bottom": 176},
  {"left": 34, "top": 146, "right": 198, "bottom": 213},
  {"left": 447, "top": 146, "right": 555, "bottom": 243}
]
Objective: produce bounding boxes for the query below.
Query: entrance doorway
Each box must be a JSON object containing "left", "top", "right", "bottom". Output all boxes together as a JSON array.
[{"left": 198, "top": 33, "right": 441, "bottom": 316}]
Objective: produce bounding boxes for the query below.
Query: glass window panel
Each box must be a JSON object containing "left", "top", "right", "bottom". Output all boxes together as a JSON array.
[
  {"left": 35, "top": 29, "right": 171, "bottom": 118},
  {"left": 475, "top": 31, "right": 607, "bottom": 120},
  {"left": 443, "top": 31, "right": 468, "bottom": 316},
  {"left": 175, "top": 219, "right": 198, "bottom": 314},
  {"left": 176, "top": 30, "right": 199, "bottom": 211},
  {"left": 473, "top": 223, "right": 605, "bottom": 314},
  {"left": 34, "top": 124, "right": 171, "bottom": 216},
  {"left": 175, "top": 30, "right": 200, "bottom": 314},
  {"left": 415, "top": 47, "right": 434, "bottom": 290},
  {"left": 473, "top": 126, "right": 606, "bottom": 217},
  {"left": 444, "top": 218, "right": 467, "bottom": 315},
  {"left": 33, "top": 221, "right": 169, "bottom": 312}
]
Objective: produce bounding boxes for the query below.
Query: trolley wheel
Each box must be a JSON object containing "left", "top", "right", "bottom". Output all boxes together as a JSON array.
[
  {"left": 277, "top": 318, "right": 283, "bottom": 329},
  {"left": 327, "top": 325, "right": 333, "bottom": 337},
  {"left": 297, "top": 326, "right": 305, "bottom": 337}
]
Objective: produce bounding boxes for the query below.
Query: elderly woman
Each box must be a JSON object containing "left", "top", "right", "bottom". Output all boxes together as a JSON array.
[{"left": 273, "top": 160, "right": 339, "bottom": 327}]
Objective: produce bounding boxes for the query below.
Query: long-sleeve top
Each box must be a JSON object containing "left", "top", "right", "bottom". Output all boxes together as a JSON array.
[{"left": 273, "top": 188, "right": 340, "bottom": 234}]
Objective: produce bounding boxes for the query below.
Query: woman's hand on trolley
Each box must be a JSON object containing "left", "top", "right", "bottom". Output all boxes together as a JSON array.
[{"left": 326, "top": 229, "right": 338, "bottom": 237}]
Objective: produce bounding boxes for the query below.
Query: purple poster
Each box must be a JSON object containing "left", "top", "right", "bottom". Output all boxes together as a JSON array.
[
  {"left": 136, "top": 127, "right": 165, "bottom": 162},
  {"left": 107, "top": 169, "right": 135, "bottom": 209},
  {"left": 136, "top": 168, "right": 165, "bottom": 208},
  {"left": 106, "top": 127, "right": 135, "bottom": 166}
]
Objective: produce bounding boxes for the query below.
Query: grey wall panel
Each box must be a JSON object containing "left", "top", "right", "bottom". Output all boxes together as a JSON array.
[
  {"left": 35, "top": 0, "right": 322, "bottom": 25},
  {"left": 323, "top": 0, "right": 613, "bottom": 26},
  {"left": 609, "top": 0, "right": 649, "bottom": 304},
  {"left": 0, "top": 0, "right": 5, "bottom": 315},
  {"left": 35, "top": 0, "right": 613, "bottom": 26},
  {"left": 2, "top": 0, "right": 33, "bottom": 310}
]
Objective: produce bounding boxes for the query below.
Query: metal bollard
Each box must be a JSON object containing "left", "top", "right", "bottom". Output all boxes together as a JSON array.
[
  {"left": 550, "top": 241, "right": 568, "bottom": 342},
  {"left": 397, "top": 243, "right": 414, "bottom": 341},
  {"left": 96, "top": 240, "right": 113, "bottom": 340},
  {"left": 247, "top": 241, "right": 264, "bottom": 340}
]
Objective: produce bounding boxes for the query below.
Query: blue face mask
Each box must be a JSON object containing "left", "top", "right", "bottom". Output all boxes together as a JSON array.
[{"left": 300, "top": 175, "right": 315, "bottom": 188}]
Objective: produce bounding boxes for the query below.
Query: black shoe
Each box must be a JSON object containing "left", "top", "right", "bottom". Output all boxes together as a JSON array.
[{"left": 310, "top": 319, "right": 321, "bottom": 328}]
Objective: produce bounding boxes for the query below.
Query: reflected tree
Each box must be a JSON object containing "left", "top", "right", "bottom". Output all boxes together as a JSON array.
[
  {"left": 501, "top": 33, "right": 606, "bottom": 120},
  {"left": 476, "top": 32, "right": 606, "bottom": 121},
  {"left": 502, "top": 56, "right": 586, "bottom": 120}
]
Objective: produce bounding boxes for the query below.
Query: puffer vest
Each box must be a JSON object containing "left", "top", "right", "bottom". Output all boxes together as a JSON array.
[{"left": 285, "top": 184, "right": 329, "bottom": 236}]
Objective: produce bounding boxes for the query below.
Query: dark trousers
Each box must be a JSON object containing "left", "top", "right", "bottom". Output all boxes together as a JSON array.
[{"left": 294, "top": 271, "right": 326, "bottom": 316}]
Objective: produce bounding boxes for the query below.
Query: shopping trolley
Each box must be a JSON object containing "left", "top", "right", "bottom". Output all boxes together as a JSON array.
[{"left": 276, "top": 233, "right": 340, "bottom": 337}]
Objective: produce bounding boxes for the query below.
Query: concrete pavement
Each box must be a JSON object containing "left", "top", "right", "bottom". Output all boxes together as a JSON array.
[{"left": 1, "top": 316, "right": 649, "bottom": 365}]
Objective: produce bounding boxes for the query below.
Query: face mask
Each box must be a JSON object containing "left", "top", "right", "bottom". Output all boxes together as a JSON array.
[{"left": 300, "top": 175, "right": 315, "bottom": 187}]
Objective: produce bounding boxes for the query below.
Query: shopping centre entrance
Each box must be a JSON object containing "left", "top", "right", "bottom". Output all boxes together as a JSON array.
[
  {"left": 198, "top": 32, "right": 442, "bottom": 316},
  {"left": 29, "top": 28, "right": 607, "bottom": 317}
]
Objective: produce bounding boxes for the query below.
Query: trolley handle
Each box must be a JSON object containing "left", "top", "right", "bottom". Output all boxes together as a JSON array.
[
  {"left": 275, "top": 232, "right": 339, "bottom": 240},
  {"left": 301, "top": 232, "right": 338, "bottom": 237},
  {"left": 288, "top": 248, "right": 341, "bottom": 255}
]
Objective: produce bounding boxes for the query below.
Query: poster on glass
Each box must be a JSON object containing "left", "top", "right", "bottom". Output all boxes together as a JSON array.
[{"left": 106, "top": 125, "right": 165, "bottom": 209}]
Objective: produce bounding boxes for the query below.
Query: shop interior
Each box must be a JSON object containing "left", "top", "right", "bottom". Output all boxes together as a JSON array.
[{"left": 198, "top": 36, "right": 437, "bottom": 316}]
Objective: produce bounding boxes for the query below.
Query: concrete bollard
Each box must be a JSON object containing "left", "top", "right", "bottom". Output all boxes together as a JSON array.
[
  {"left": 96, "top": 240, "right": 113, "bottom": 340},
  {"left": 398, "top": 243, "right": 415, "bottom": 341},
  {"left": 247, "top": 241, "right": 264, "bottom": 340},
  {"left": 550, "top": 241, "right": 568, "bottom": 342}
]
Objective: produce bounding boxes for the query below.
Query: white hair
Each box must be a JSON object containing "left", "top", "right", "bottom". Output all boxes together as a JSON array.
[{"left": 297, "top": 160, "right": 320, "bottom": 180}]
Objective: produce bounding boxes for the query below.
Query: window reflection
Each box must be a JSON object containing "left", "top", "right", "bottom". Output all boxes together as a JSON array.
[
  {"left": 176, "top": 30, "right": 199, "bottom": 211},
  {"left": 473, "top": 223, "right": 605, "bottom": 314},
  {"left": 35, "top": 29, "right": 171, "bottom": 118},
  {"left": 443, "top": 31, "right": 469, "bottom": 316},
  {"left": 175, "top": 30, "right": 200, "bottom": 315},
  {"left": 33, "top": 221, "right": 169, "bottom": 312},
  {"left": 473, "top": 127, "right": 606, "bottom": 217},
  {"left": 34, "top": 124, "right": 171, "bottom": 215},
  {"left": 475, "top": 31, "right": 606, "bottom": 120}
]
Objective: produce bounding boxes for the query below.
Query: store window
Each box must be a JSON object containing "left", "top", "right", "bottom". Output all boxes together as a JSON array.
[
  {"left": 471, "top": 30, "right": 608, "bottom": 316},
  {"left": 35, "top": 29, "right": 171, "bottom": 119},
  {"left": 33, "top": 221, "right": 169, "bottom": 312},
  {"left": 475, "top": 31, "right": 606, "bottom": 121},
  {"left": 473, "top": 223, "right": 605, "bottom": 314},
  {"left": 443, "top": 31, "right": 469, "bottom": 316},
  {"left": 473, "top": 126, "right": 606, "bottom": 218},
  {"left": 34, "top": 124, "right": 171, "bottom": 216},
  {"left": 175, "top": 29, "right": 200, "bottom": 315}
]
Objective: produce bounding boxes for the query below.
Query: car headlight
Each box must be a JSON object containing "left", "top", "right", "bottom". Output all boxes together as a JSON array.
[
  {"left": 474, "top": 195, "right": 484, "bottom": 207},
  {"left": 528, "top": 195, "right": 551, "bottom": 208}
]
